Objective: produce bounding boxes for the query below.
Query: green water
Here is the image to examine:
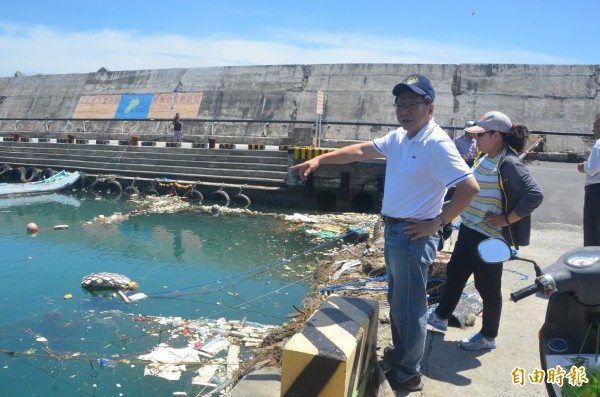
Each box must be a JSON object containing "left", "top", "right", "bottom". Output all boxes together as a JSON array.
[{"left": 0, "top": 192, "right": 323, "bottom": 396}]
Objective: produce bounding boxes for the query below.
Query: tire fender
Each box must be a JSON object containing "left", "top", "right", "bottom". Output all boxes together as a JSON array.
[
  {"left": 233, "top": 193, "right": 251, "bottom": 208},
  {"left": 106, "top": 180, "right": 123, "bottom": 197},
  {"left": 184, "top": 189, "right": 204, "bottom": 202},
  {"left": 209, "top": 190, "right": 231, "bottom": 207},
  {"left": 123, "top": 186, "right": 140, "bottom": 196},
  {"left": 20, "top": 167, "right": 38, "bottom": 183}
]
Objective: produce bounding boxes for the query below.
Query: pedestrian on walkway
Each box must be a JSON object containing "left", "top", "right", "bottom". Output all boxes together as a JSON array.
[
  {"left": 291, "top": 74, "right": 479, "bottom": 391},
  {"left": 172, "top": 113, "right": 183, "bottom": 147},
  {"left": 578, "top": 113, "right": 600, "bottom": 246},
  {"left": 428, "top": 111, "right": 543, "bottom": 351}
]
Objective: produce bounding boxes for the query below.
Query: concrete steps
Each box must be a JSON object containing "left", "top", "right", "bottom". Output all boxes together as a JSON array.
[{"left": 0, "top": 142, "right": 290, "bottom": 188}]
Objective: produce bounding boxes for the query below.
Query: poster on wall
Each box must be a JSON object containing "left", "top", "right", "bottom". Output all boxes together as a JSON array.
[
  {"left": 148, "top": 93, "right": 203, "bottom": 119},
  {"left": 73, "top": 93, "right": 202, "bottom": 119},
  {"left": 73, "top": 95, "right": 121, "bottom": 119},
  {"left": 114, "top": 94, "right": 154, "bottom": 119}
]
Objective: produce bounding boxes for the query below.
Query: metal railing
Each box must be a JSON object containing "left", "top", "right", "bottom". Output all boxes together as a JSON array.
[{"left": 0, "top": 117, "right": 594, "bottom": 138}]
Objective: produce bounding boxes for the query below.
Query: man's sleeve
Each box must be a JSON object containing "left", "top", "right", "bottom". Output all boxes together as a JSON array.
[
  {"left": 432, "top": 140, "right": 473, "bottom": 188},
  {"left": 372, "top": 132, "right": 392, "bottom": 157},
  {"left": 584, "top": 141, "right": 600, "bottom": 176}
]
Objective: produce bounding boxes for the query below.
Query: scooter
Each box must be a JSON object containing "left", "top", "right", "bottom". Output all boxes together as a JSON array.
[{"left": 478, "top": 238, "right": 600, "bottom": 397}]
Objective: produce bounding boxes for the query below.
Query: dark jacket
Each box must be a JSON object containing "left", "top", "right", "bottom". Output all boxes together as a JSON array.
[
  {"left": 498, "top": 148, "right": 544, "bottom": 248},
  {"left": 173, "top": 117, "right": 182, "bottom": 130}
]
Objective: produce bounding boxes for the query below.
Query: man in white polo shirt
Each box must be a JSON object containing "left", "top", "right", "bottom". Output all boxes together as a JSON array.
[
  {"left": 578, "top": 113, "right": 600, "bottom": 246},
  {"left": 291, "top": 74, "right": 479, "bottom": 391}
]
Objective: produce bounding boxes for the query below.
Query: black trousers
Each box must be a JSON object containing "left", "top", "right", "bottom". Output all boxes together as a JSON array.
[
  {"left": 584, "top": 184, "right": 600, "bottom": 246},
  {"left": 435, "top": 224, "right": 504, "bottom": 339}
]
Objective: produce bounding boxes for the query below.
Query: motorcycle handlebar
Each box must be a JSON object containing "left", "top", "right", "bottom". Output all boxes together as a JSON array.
[{"left": 510, "top": 283, "right": 541, "bottom": 302}]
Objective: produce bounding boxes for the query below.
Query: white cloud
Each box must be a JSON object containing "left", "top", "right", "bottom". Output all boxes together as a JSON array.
[{"left": 0, "top": 22, "right": 576, "bottom": 77}]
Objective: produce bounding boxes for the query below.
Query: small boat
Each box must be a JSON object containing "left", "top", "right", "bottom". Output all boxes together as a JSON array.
[{"left": 0, "top": 170, "right": 81, "bottom": 197}]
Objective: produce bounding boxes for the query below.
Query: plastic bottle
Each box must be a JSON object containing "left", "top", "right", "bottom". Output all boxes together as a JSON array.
[{"left": 99, "top": 358, "right": 117, "bottom": 368}]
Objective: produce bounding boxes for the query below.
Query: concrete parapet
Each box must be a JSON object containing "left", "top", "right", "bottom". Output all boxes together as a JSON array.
[{"left": 280, "top": 295, "right": 378, "bottom": 397}]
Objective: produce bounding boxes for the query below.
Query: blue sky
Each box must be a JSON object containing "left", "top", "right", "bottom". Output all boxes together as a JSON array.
[{"left": 0, "top": 0, "right": 598, "bottom": 77}]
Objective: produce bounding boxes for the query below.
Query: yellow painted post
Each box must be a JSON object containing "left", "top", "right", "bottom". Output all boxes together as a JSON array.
[{"left": 281, "top": 295, "right": 379, "bottom": 397}]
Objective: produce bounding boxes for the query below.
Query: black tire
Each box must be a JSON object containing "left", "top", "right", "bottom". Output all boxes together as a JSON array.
[
  {"left": 20, "top": 167, "right": 38, "bottom": 183},
  {"left": 183, "top": 189, "right": 204, "bottom": 203},
  {"left": 41, "top": 168, "right": 57, "bottom": 179},
  {"left": 232, "top": 193, "right": 251, "bottom": 208},
  {"left": 106, "top": 180, "right": 123, "bottom": 198},
  {"left": 123, "top": 185, "right": 140, "bottom": 196},
  {"left": 208, "top": 190, "right": 231, "bottom": 207},
  {"left": 0, "top": 164, "right": 11, "bottom": 176}
]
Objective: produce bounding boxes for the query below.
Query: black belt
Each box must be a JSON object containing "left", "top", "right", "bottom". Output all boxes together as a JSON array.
[
  {"left": 382, "top": 215, "right": 409, "bottom": 224},
  {"left": 585, "top": 183, "right": 600, "bottom": 192}
]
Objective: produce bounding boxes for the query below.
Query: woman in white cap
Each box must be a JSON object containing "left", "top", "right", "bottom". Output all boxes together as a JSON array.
[{"left": 427, "top": 111, "right": 544, "bottom": 351}]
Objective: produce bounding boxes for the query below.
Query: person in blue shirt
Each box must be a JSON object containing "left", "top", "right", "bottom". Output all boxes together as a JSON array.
[{"left": 454, "top": 120, "right": 477, "bottom": 167}]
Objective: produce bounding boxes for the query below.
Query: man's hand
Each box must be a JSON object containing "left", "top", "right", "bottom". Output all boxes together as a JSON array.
[
  {"left": 403, "top": 218, "right": 441, "bottom": 239},
  {"left": 577, "top": 162, "right": 586, "bottom": 173},
  {"left": 290, "top": 159, "right": 319, "bottom": 181}
]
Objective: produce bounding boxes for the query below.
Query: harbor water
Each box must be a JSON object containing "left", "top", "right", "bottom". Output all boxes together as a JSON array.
[{"left": 0, "top": 192, "right": 322, "bottom": 396}]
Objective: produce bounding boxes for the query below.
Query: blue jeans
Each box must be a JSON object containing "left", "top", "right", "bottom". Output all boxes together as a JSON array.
[{"left": 384, "top": 222, "right": 439, "bottom": 382}]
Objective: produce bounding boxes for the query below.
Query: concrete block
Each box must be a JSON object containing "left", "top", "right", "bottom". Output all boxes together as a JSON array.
[
  {"left": 95, "top": 139, "right": 110, "bottom": 145},
  {"left": 248, "top": 143, "right": 265, "bottom": 150},
  {"left": 219, "top": 143, "right": 235, "bottom": 149},
  {"left": 281, "top": 294, "right": 378, "bottom": 397}
]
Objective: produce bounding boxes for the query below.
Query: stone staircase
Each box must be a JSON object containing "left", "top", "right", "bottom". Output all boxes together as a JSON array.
[{"left": 0, "top": 141, "right": 290, "bottom": 191}]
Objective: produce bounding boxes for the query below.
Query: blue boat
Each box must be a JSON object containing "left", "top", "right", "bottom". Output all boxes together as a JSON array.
[{"left": 0, "top": 170, "right": 81, "bottom": 197}]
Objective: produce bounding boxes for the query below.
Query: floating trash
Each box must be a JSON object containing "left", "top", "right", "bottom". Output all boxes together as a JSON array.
[
  {"left": 81, "top": 273, "right": 139, "bottom": 292},
  {"left": 197, "top": 336, "right": 230, "bottom": 355}
]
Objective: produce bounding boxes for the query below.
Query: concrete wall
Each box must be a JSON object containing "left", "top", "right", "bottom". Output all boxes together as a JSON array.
[{"left": 0, "top": 64, "right": 598, "bottom": 152}]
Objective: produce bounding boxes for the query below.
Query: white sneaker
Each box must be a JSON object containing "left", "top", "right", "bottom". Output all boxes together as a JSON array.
[
  {"left": 459, "top": 332, "right": 497, "bottom": 351},
  {"left": 427, "top": 308, "right": 448, "bottom": 331}
]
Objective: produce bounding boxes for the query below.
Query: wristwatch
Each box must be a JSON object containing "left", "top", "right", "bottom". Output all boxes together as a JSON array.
[{"left": 434, "top": 215, "right": 445, "bottom": 228}]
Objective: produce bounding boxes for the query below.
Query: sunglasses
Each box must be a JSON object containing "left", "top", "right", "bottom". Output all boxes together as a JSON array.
[{"left": 473, "top": 130, "right": 496, "bottom": 138}]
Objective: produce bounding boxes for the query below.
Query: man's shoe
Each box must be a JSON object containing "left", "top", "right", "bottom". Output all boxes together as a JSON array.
[
  {"left": 427, "top": 308, "right": 448, "bottom": 331},
  {"left": 459, "top": 332, "right": 497, "bottom": 351},
  {"left": 382, "top": 345, "right": 394, "bottom": 361},
  {"left": 385, "top": 372, "right": 424, "bottom": 392}
]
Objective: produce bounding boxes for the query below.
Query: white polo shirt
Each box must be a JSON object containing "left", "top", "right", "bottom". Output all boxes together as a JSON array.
[
  {"left": 584, "top": 139, "right": 600, "bottom": 186},
  {"left": 372, "top": 120, "right": 473, "bottom": 220}
]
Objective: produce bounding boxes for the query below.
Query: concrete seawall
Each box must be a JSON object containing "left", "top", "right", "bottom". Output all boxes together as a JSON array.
[{"left": 0, "top": 64, "right": 598, "bottom": 153}]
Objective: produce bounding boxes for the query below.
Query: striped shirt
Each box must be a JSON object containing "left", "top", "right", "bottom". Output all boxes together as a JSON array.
[{"left": 461, "top": 154, "right": 504, "bottom": 238}]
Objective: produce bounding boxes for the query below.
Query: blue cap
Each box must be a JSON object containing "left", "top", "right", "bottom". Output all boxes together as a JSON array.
[{"left": 392, "top": 74, "right": 435, "bottom": 101}]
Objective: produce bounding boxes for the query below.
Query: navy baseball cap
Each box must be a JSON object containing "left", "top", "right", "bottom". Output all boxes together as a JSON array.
[{"left": 392, "top": 74, "right": 435, "bottom": 101}]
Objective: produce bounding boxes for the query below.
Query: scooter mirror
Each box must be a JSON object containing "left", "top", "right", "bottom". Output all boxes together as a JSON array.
[{"left": 478, "top": 238, "right": 512, "bottom": 263}]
